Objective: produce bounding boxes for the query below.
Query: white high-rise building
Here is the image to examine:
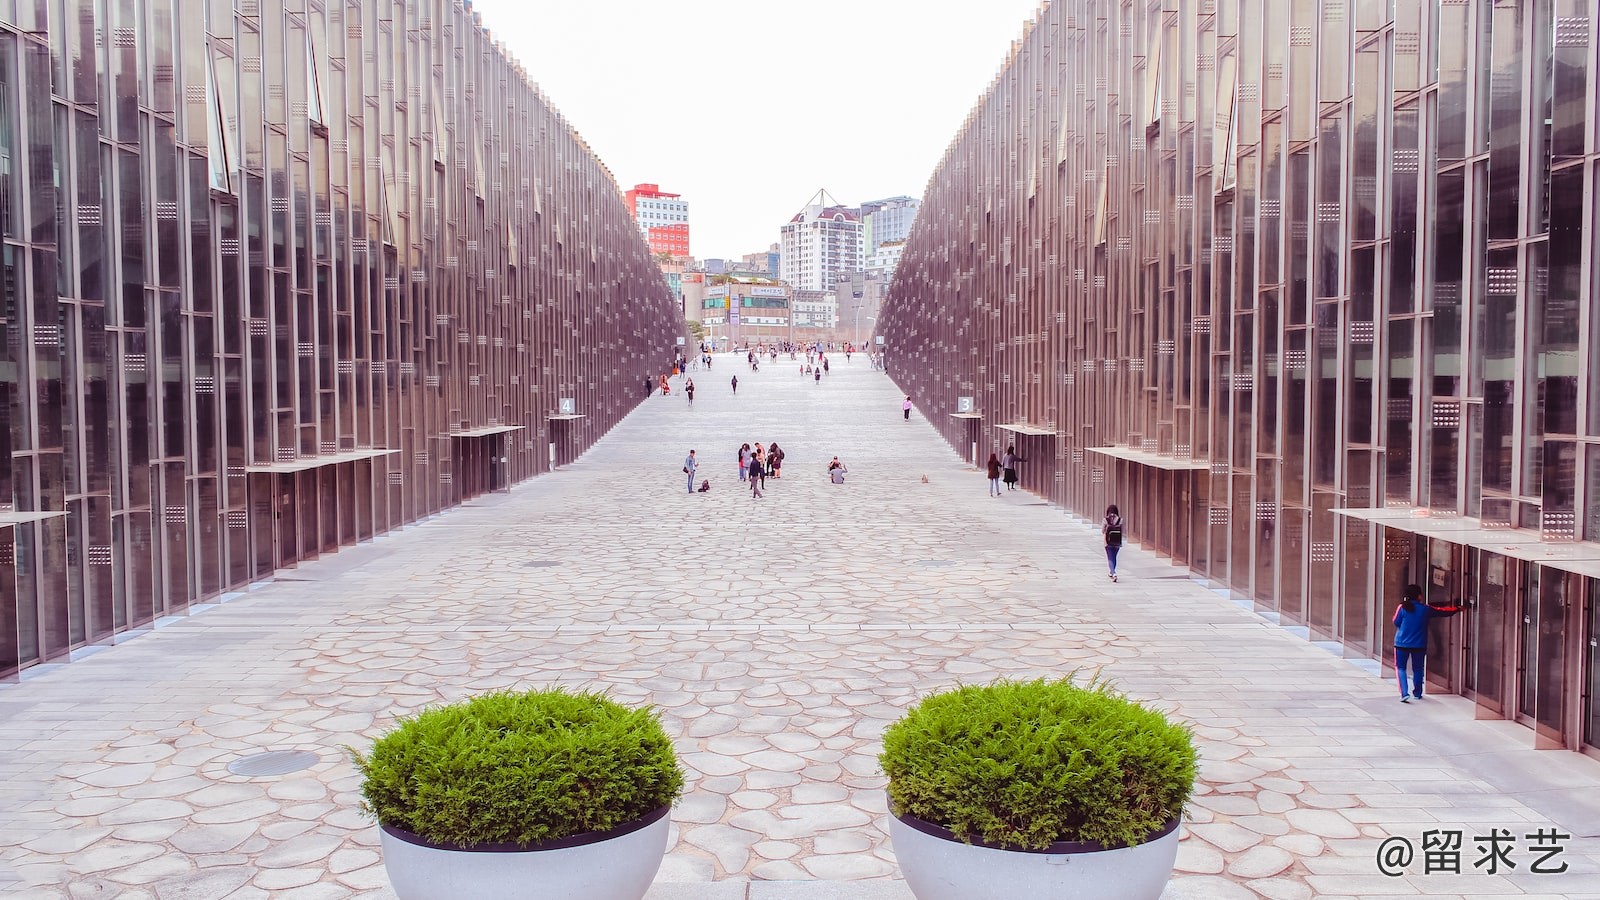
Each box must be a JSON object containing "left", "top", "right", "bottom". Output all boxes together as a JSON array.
[{"left": 780, "top": 190, "right": 864, "bottom": 293}]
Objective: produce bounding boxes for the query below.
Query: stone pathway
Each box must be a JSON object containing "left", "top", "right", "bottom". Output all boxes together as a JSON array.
[{"left": 1, "top": 355, "right": 1599, "bottom": 899}]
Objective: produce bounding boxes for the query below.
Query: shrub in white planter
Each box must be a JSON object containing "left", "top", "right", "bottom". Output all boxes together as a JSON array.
[
  {"left": 880, "top": 677, "right": 1197, "bottom": 900},
  {"left": 352, "top": 688, "right": 684, "bottom": 900}
]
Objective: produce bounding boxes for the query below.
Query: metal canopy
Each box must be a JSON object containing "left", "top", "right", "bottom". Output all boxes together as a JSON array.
[
  {"left": 1331, "top": 508, "right": 1600, "bottom": 579},
  {"left": 246, "top": 448, "right": 401, "bottom": 474},
  {"left": 948, "top": 412, "right": 985, "bottom": 419},
  {"left": 995, "top": 422, "right": 1055, "bottom": 436},
  {"left": 450, "top": 424, "right": 526, "bottom": 438},
  {"left": 1086, "top": 446, "right": 1210, "bottom": 471},
  {"left": 547, "top": 413, "right": 587, "bottom": 421},
  {"left": 0, "top": 510, "right": 68, "bottom": 528}
]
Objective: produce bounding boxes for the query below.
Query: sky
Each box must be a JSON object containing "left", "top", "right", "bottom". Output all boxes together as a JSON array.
[{"left": 466, "top": 0, "right": 1044, "bottom": 261}]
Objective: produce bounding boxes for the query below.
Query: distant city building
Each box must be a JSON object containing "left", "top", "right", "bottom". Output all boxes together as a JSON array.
[
  {"left": 703, "top": 258, "right": 729, "bottom": 276},
  {"left": 790, "top": 289, "right": 839, "bottom": 332},
  {"left": 780, "top": 190, "right": 864, "bottom": 292},
  {"left": 624, "top": 183, "right": 691, "bottom": 257},
  {"left": 835, "top": 270, "right": 888, "bottom": 346},
  {"left": 869, "top": 240, "right": 907, "bottom": 280},
  {"left": 699, "top": 276, "right": 790, "bottom": 348},
  {"left": 861, "top": 196, "right": 920, "bottom": 254},
  {"left": 740, "top": 244, "right": 781, "bottom": 278}
]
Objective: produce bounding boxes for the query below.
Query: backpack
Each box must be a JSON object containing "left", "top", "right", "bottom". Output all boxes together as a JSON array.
[{"left": 1106, "top": 520, "right": 1124, "bottom": 547}]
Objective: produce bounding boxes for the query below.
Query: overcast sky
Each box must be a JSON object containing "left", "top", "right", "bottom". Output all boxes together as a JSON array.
[{"left": 467, "top": 0, "right": 1042, "bottom": 260}]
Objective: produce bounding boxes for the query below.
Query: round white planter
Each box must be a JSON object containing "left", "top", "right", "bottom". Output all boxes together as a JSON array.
[
  {"left": 377, "top": 805, "right": 670, "bottom": 900},
  {"left": 888, "top": 807, "right": 1180, "bottom": 900}
]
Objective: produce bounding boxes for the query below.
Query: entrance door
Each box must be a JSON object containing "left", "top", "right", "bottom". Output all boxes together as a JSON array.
[
  {"left": 275, "top": 473, "right": 298, "bottom": 570},
  {"left": 1518, "top": 566, "right": 1571, "bottom": 746},
  {"left": 1517, "top": 563, "right": 1541, "bottom": 724},
  {"left": 1467, "top": 550, "right": 1509, "bottom": 714},
  {"left": 1584, "top": 580, "right": 1599, "bottom": 752}
]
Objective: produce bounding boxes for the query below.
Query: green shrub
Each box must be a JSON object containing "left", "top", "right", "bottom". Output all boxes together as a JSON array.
[
  {"left": 352, "top": 688, "right": 684, "bottom": 847},
  {"left": 880, "top": 677, "right": 1196, "bottom": 851}
]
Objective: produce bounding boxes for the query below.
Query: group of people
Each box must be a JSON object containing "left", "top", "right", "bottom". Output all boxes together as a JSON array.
[
  {"left": 680, "top": 442, "right": 851, "bottom": 499},
  {"left": 983, "top": 446, "right": 1025, "bottom": 496},
  {"left": 737, "top": 442, "right": 784, "bottom": 498}
]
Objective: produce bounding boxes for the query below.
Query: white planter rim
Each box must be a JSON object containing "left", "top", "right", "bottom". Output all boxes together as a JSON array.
[
  {"left": 890, "top": 797, "right": 1179, "bottom": 855},
  {"left": 378, "top": 804, "right": 670, "bottom": 854}
]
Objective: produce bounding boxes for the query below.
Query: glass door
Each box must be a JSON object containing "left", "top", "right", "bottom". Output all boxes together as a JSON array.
[
  {"left": 1529, "top": 566, "right": 1568, "bottom": 743},
  {"left": 1585, "top": 580, "right": 1598, "bottom": 752},
  {"left": 1467, "top": 550, "right": 1508, "bottom": 714},
  {"left": 1518, "top": 564, "right": 1542, "bottom": 723},
  {"left": 1521, "top": 568, "right": 1571, "bottom": 746}
]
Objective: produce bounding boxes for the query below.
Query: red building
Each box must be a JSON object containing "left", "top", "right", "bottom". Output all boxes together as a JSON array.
[{"left": 624, "top": 183, "right": 691, "bottom": 257}]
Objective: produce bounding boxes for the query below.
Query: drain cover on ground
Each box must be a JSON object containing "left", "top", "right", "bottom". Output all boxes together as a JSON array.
[
  {"left": 227, "top": 749, "right": 320, "bottom": 777},
  {"left": 914, "top": 559, "right": 957, "bottom": 568},
  {"left": 523, "top": 560, "right": 560, "bottom": 568}
]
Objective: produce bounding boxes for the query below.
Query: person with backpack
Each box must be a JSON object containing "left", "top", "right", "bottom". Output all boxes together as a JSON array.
[
  {"left": 1103, "top": 505, "right": 1125, "bottom": 582},
  {"left": 1392, "top": 584, "right": 1463, "bottom": 702},
  {"left": 986, "top": 452, "right": 1002, "bottom": 496}
]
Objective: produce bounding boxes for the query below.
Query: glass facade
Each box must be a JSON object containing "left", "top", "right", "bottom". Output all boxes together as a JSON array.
[
  {"left": 882, "top": 0, "right": 1600, "bottom": 752},
  {"left": 0, "top": 0, "right": 679, "bottom": 677}
]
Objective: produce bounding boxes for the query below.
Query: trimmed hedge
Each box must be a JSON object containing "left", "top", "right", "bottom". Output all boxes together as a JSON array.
[
  {"left": 880, "top": 677, "right": 1196, "bottom": 850},
  {"left": 352, "top": 688, "right": 684, "bottom": 847}
]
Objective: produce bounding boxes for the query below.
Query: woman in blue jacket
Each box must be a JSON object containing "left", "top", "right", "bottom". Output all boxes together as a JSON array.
[{"left": 1393, "top": 584, "right": 1462, "bottom": 702}]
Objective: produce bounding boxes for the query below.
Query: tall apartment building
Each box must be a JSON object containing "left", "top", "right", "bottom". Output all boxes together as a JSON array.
[
  {"left": 881, "top": 1, "right": 1600, "bottom": 754},
  {"left": 861, "top": 196, "right": 921, "bottom": 255},
  {"left": 624, "top": 184, "right": 691, "bottom": 258},
  {"left": 0, "top": 0, "right": 678, "bottom": 679},
  {"left": 779, "top": 191, "right": 864, "bottom": 292}
]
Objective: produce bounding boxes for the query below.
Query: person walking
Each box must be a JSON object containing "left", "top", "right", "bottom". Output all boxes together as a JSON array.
[
  {"left": 738, "top": 443, "right": 750, "bottom": 482},
  {"left": 748, "top": 452, "right": 764, "bottom": 499},
  {"left": 902, "top": 396, "right": 913, "bottom": 421},
  {"left": 685, "top": 378, "right": 695, "bottom": 406},
  {"left": 1103, "top": 505, "right": 1125, "bottom": 582},
  {"left": 986, "top": 453, "right": 1002, "bottom": 496},
  {"left": 643, "top": 376, "right": 653, "bottom": 399},
  {"left": 683, "top": 450, "right": 697, "bottom": 494},
  {"left": 1392, "top": 585, "right": 1462, "bottom": 702},
  {"left": 731, "top": 374, "right": 739, "bottom": 395},
  {"left": 1002, "top": 445, "right": 1022, "bottom": 491},
  {"left": 814, "top": 367, "right": 822, "bottom": 384},
  {"left": 753, "top": 444, "right": 767, "bottom": 490},
  {"left": 659, "top": 373, "right": 670, "bottom": 396},
  {"left": 768, "top": 442, "right": 782, "bottom": 479}
]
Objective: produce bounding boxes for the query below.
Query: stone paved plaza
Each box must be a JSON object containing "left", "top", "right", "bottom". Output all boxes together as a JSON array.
[{"left": 2, "top": 357, "right": 1599, "bottom": 900}]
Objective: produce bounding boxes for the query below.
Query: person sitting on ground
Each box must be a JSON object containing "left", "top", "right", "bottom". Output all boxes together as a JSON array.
[
  {"left": 828, "top": 457, "right": 848, "bottom": 484},
  {"left": 697, "top": 479, "right": 711, "bottom": 493}
]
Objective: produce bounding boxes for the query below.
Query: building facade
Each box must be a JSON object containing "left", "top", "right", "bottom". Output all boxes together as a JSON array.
[
  {"left": 868, "top": 240, "right": 906, "bottom": 280},
  {"left": 624, "top": 183, "right": 691, "bottom": 258},
  {"left": 700, "top": 277, "right": 790, "bottom": 348},
  {"left": 741, "top": 244, "right": 781, "bottom": 278},
  {"left": 835, "top": 270, "right": 887, "bottom": 347},
  {"left": 881, "top": 0, "right": 1600, "bottom": 754},
  {"left": 779, "top": 192, "right": 864, "bottom": 292},
  {"left": 862, "top": 196, "right": 920, "bottom": 255},
  {"left": 0, "top": 0, "right": 679, "bottom": 678}
]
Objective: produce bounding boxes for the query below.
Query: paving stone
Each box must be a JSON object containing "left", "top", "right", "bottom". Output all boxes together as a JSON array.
[
  {"left": 0, "top": 360, "right": 1596, "bottom": 898},
  {"left": 1226, "top": 845, "right": 1295, "bottom": 879}
]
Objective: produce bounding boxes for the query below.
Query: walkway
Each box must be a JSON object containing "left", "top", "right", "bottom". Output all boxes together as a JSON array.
[{"left": 2, "top": 354, "right": 1598, "bottom": 900}]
